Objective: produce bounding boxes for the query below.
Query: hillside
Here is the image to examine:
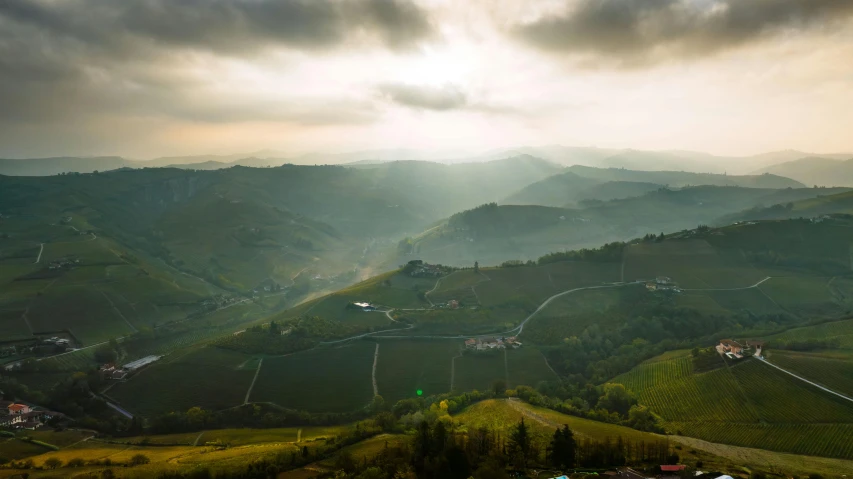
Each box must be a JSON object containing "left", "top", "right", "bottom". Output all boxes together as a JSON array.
[
  {"left": 719, "top": 188, "right": 853, "bottom": 224},
  {"left": 565, "top": 165, "right": 804, "bottom": 188},
  {"left": 502, "top": 171, "right": 663, "bottom": 207},
  {"left": 408, "top": 185, "right": 848, "bottom": 267},
  {"left": 756, "top": 157, "right": 853, "bottom": 187}
]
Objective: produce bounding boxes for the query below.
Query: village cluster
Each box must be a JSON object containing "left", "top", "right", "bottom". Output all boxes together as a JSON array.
[
  {"left": 645, "top": 276, "right": 681, "bottom": 293},
  {"left": 2, "top": 336, "right": 75, "bottom": 363},
  {"left": 464, "top": 336, "right": 522, "bottom": 351},
  {"left": 0, "top": 399, "right": 63, "bottom": 430},
  {"left": 47, "top": 257, "right": 81, "bottom": 271}
]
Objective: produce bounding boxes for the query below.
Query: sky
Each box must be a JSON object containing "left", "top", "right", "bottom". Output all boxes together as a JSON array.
[{"left": 1, "top": 0, "right": 853, "bottom": 159}]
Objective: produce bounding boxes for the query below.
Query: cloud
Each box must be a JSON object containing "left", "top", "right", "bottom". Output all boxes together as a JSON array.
[
  {"left": 0, "top": 0, "right": 434, "bottom": 55},
  {"left": 0, "top": 0, "right": 431, "bottom": 128},
  {"left": 513, "top": 0, "right": 853, "bottom": 65},
  {"left": 377, "top": 83, "right": 468, "bottom": 110}
]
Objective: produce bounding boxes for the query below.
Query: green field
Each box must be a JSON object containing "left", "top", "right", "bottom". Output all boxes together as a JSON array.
[
  {"left": 452, "top": 351, "right": 507, "bottom": 393},
  {"left": 108, "top": 347, "right": 255, "bottom": 416},
  {"left": 250, "top": 341, "right": 375, "bottom": 413},
  {"left": 623, "top": 239, "right": 767, "bottom": 288},
  {"left": 506, "top": 346, "right": 557, "bottom": 388},
  {"left": 374, "top": 339, "right": 459, "bottom": 403},
  {"left": 767, "top": 318, "right": 853, "bottom": 349}
]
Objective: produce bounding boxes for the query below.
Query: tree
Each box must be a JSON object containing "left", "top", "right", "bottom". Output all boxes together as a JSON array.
[
  {"left": 129, "top": 454, "right": 150, "bottom": 466},
  {"left": 44, "top": 458, "right": 63, "bottom": 469},
  {"left": 474, "top": 261, "right": 479, "bottom": 273},
  {"left": 508, "top": 417, "right": 532, "bottom": 469},
  {"left": 492, "top": 379, "right": 507, "bottom": 396},
  {"left": 597, "top": 383, "right": 637, "bottom": 417},
  {"left": 548, "top": 425, "right": 576, "bottom": 469},
  {"left": 93, "top": 345, "right": 117, "bottom": 364}
]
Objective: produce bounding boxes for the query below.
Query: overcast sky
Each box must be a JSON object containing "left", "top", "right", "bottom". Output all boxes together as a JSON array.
[{"left": 2, "top": 0, "right": 853, "bottom": 159}]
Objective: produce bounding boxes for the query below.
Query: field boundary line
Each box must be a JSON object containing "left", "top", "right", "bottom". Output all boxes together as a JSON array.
[
  {"left": 504, "top": 348, "right": 510, "bottom": 387},
  {"left": 450, "top": 348, "right": 463, "bottom": 391},
  {"left": 244, "top": 358, "right": 263, "bottom": 404},
  {"left": 372, "top": 343, "right": 379, "bottom": 397},
  {"left": 100, "top": 290, "right": 138, "bottom": 333},
  {"left": 682, "top": 276, "right": 772, "bottom": 292},
  {"left": 757, "top": 357, "right": 853, "bottom": 404}
]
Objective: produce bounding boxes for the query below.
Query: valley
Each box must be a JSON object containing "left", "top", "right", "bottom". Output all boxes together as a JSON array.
[{"left": 4, "top": 159, "right": 853, "bottom": 478}]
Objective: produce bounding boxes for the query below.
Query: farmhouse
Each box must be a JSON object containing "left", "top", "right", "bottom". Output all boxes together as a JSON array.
[
  {"left": 448, "top": 300, "right": 459, "bottom": 309},
  {"left": 8, "top": 403, "right": 31, "bottom": 415}
]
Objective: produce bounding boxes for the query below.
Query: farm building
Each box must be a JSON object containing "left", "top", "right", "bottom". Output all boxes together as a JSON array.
[
  {"left": 464, "top": 336, "right": 522, "bottom": 351},
  {"left": 448, "top": 300, "right": 459, "bottom": 309},
  {"left": 352, "top": 302, "right": 376, "bottom": 311},
  {"left": 716, "top": 339, "right": 765, "bottom": 359},
  {"left": 123, "top": 355, "right": 161, "bottom": 371}
]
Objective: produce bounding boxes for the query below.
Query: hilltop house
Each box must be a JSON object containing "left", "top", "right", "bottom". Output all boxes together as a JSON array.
[
  {"left": 717, "top": 339, "right": 744, "bottom": 358},
  {"left": 351, "top": 302, "right": 376, "bottom": 312}
]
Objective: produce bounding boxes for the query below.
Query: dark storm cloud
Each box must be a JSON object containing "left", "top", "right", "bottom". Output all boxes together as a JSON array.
[
  {"left": 0, "top": 0, "right": 434, "bottom": 55},
  {"left": 377, "top": 83, "right": 468, "bottom": 110},
  {"left": 0, "top": 0, "right": 432, "bottom": 125},
  {"left": 514, "top": 0, "right": 853, "bottom": 64}
]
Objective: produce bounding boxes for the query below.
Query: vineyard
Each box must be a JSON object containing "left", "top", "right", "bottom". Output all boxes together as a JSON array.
[
  {"left": 667, "top": 422, "right": 853, "bottom": 460},
  {"left": 613, "top": 352, "right": 692, "bottom": 393},
  {"left": 767, "top": 318, "right": 853, "bottom": 348},
  {"left": 768, "top": 350, "right": 853, "bottom": 397},
  {"left": 731, "top": 360, "right": 853, "bottom": 423},
  {"left": 619, "top": 349, "right": 853, "bottom": 460}
]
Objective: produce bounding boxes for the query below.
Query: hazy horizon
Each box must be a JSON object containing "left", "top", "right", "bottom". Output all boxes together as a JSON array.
[{"left": 2, "top": 0, "right": 853, "bottom": 159}]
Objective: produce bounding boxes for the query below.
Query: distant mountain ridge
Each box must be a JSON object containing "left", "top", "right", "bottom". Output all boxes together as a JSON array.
[
  {"left": 4, "top": 145, "right": 852, "bottom": 176},
  {"left": 754, "top": 157, "right": 853, "bottom": 187}
]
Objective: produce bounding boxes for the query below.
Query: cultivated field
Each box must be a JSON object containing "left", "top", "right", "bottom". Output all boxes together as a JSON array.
[
  {"left": 615, "top": 348, "right": 853, "bottom": 460},
  {"left": 373, "top": 339, "right": 460, "bottom": 403},
  {"left": 108, "top": 347, "right": 256, "bottom": 416},
  {"left": 767, "top": 350, "right": 853, "bottom": 397},
  {"left": 250, "top": 342, "right": 376, "bottom": 413}
]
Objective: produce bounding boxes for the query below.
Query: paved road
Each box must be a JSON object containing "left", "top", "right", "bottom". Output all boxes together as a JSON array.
[
  {"left": 682, "top": 276, "right": 771, "bottom": 292},
  {"left": 105, "top": 401, "right": 134, "bottom": 419},
  {"left": 757, "top": 356, "right": 853, "bottom": 403},
  {"left": 323, "top": 281, "right": 643, "bottom": 343},
  {"left": 512, "top": 281, "right": 643, "bottom": 336}
]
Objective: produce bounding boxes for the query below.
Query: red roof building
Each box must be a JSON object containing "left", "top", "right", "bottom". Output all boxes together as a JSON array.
[
  {"left": 8, "top": 403, "right": 30, "bottom": 415},
  {"left": 660, "top": 465, "right": 686, "bottom": 472}
]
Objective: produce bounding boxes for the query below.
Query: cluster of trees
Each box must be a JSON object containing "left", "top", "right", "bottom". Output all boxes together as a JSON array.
[
  {"left": 215, "top": 316, "right": 363, "bottom": 355},
  {"left": 537, "top": 241, "right": 626, "bottom": 265}
]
